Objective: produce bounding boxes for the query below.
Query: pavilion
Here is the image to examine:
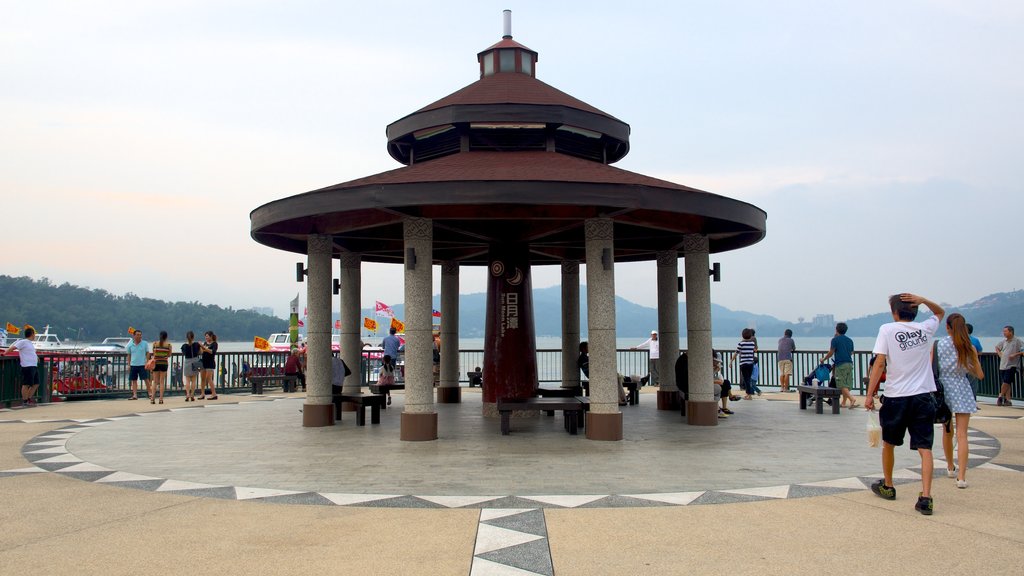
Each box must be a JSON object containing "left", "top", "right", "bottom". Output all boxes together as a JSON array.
[{"left": 250, "top": 11, "right": 766, "bottom": 440}]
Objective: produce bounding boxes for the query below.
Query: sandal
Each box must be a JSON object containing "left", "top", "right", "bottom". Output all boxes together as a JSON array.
[
  {"left": 158, "top": 399, "right": 163, "bottom": 404},
  {"left": 150, "top": 398, "right": 155, "bottom": 404},
  {"left": 207, "top": 395, "right": 218, "bottom": 400},
  {"left": 849, "top": 402, "right": 859, "bottom": 409},
  {"left": 130, "top": 395, "right": 138, "bottom": 400}
]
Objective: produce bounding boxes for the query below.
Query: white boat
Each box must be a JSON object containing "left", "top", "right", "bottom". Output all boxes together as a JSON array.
[
  {"left": 81, "top": 337, "right": 132, "bottom": 354},
  {"left": 32, "top": 325, "right": 83, "bottom": 353}
]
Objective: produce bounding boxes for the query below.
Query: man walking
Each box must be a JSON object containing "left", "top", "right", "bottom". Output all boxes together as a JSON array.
[
  {"left": 994, "top": 325, "right": 1023, "bottom": 406},
  {"left": 865, "top": 293, "right": 944, "bottom": 515},
  {"left": 632, "top": 330, "right": 660, "bottom": 387},
  {"left": 125, "top": 330, "right": 151, "bottom": 401},
  {"left": 382, "top": 327, "right": 401, "bottom": 362},
  {"left": 821, "top": 323, "right": 858, "bottom": 408},
  {"left": 777, "top": 329, "right": 796, "bottom": 392}
]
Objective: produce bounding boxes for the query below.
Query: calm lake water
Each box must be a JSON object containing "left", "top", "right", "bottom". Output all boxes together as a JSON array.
[{"left": 218, "top": 336, "right": 1007, "bottom": 353}]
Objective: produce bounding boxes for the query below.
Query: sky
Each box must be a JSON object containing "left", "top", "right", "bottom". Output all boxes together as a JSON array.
[{"left": 4, "top": 1, "right": 1022, "bottom": 323}]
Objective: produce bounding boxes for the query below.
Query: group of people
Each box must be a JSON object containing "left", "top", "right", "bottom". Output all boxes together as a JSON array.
[{"left": 124, "top": 329, "right": 220, "bottom": 403}]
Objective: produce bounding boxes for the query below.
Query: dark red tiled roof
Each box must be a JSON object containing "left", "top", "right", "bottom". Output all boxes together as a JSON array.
[
  {"left": 316, "top": 151, "right": 705, "bottom": 194},
  {"left": 478, "top": 38, "right": 537, "bottom": 54},
  {"left": 415, "top": 72, "right": 619, "bottom": 121}
]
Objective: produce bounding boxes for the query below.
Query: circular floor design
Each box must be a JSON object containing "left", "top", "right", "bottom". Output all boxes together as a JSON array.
[{"left": 18, "top": 395, "right": 1003, "bottom": 508}]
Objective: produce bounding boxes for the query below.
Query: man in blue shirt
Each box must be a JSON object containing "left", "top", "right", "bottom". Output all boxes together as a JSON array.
[
  {"left": 821, "top": 322, "right": 858, "bottom": 408},
  {"left": 125, "top": 330, "right": 151, "bottom": 401},
  {"left": 382, "top": 328, "right": 401, "bottom": 363}
]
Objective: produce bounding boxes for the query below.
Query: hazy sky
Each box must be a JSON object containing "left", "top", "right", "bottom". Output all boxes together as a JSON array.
[{"left": 4, "top": 1, "right": 1022, "bottom": 322}]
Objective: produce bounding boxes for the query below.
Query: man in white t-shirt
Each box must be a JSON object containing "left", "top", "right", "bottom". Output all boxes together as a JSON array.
[
  {"left": 6, "top": 326, "right": 40, "bottom": 407},
  {"left": 865, "top": 293, "right": 945, "bottom": 515}
]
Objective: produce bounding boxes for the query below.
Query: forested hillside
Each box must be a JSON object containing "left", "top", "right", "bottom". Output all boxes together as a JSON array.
[{"left": 0, "top": 276, "right": 284, "bottom": 342}]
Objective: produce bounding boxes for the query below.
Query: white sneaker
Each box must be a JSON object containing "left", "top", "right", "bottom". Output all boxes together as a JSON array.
[
  {"left": 956, "top": 479, "right": 968, "bottom": 489},
  {"left": 946, "top": 467, "right": 956, "bottom": 478}
]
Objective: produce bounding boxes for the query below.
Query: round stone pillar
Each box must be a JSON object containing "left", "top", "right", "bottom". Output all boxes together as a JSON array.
[
  {"left": 401, "top": 218, "right": 438, "bottom": 440},
  {"left": 584, "top": 219, "right": 622, "bottom": 441},
  {"left": 303, "top": 234, "right": 334, "bottom": 427},
  {"left": 561, "top": 260, "right": 581, "bottom": 390},
  {"left": 683, "top": 234, "right": 716, "bottom": 426},
  {"left": 437, "top": 260, "right": 461, "bottom": 403},
  {"left": 340, "top": 251, "right": 363, "bottom": 403},
  {"left": 656, "top": 251, "right": 681, "bottom": 410}
]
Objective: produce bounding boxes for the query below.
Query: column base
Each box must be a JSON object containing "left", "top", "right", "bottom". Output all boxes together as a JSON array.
[
  {"left": 302, "top": 403, "right": 335, "bottom": 427},
  {"left": 657, "top": 390, "right": 681, "bottom": 411},
  {"left": 400, "top": 411, "right": 438, "bottom": 441},
  {"left": 436, "top": 386, "right": 461, "bottom": 403},
  {"left": 585, "top": 412, "right": 623, "bottom": 441},
  {"left": 686, "top": 401, "right": 718, "bottom": 426}
]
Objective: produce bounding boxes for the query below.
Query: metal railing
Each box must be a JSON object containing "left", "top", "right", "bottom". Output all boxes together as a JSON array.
[{"left": 3, "top": 349, "right": 1020, "bottom": 406}]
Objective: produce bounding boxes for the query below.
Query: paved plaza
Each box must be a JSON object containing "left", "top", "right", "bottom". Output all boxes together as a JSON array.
[{"left": 2, "top": 388, "right": 1023, "bottom": 575}]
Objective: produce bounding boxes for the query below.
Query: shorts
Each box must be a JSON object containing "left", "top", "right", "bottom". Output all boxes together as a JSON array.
[
  {"left": 1000, "top": 367, "right": 1019, "bottom": 385},
  {"left": 879, "top": 392, "right": 936, "bottom": 450},
  {"left": 720, "top": 379, "right": 732, "bottom": 398},
  {"left": 152, "top": 363, "right": 168, "bottom": 373},
  {"left": 833, "top": 363, "right": 854, "bottom": 389},
  {"left": 778, "top": 360, "right": 793, "bottom": 377},
  {"left": 128, "top": 366, "right": 150, "bottom": 382},
  {"left": 20, "top": 366, "right": 39, "bottom": 386}
]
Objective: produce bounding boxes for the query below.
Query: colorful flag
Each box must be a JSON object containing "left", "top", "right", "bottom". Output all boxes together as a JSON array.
[
  {"left": 297, "top": 319, "right": 305, "bottom": 328},
  {"left": 432, "top": 309, "right": 442, "bottom": 318},
  {"left": 128, "top": 326, "right": 137, "bottom": 336},
  {"left": 334, "top": 320, "right": 341, "bottom": 329},
  {"left": 363, "top": 317, "right": 378, "bottom": 331},
  {"left": 390, "top": 317, "right": 405, "bottom": 333},
  {"left": 253, "top": 336, "right": 271, "bottom": 351},
  {"left": 375, "top": 300, "right": 395, "bottom": 318},
  {"left": 5, "top": 322, "right": 19, "bottom": 334}
]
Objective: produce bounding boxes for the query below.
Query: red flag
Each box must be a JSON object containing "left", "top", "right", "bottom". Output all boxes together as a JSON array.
[{"left": 375, "top": 300, "right": 395, "bottom": 318}]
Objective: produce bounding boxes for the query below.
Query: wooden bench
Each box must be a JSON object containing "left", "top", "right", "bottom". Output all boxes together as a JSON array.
[
  {"left": 368, "top": 383, "right": 405, "bottom": 408},
  {"left": 496, "top": 397, "right": 587, "bottom": 436},
  {"left": 797, "top": 384, "right": 841, "bottom": 414},
  {"left": 248, "top": 374, "right": 297, "bottom": 395},
  {"left": 535, "top": 386, "right": 583, "bottom": 399},
  {"left": 580, "top": 378, "right": 639, "bottom": 405},
  {"left": 332, "top": 393, "right": 386, "bottom": 425}
]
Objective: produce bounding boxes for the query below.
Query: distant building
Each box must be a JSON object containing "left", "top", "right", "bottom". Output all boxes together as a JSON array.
[
  {"left": 249, "top": 306, "right": 274, "bottom": 317},
  {"left": 812, "top": 314, "right": 835, "bottom": 329}
]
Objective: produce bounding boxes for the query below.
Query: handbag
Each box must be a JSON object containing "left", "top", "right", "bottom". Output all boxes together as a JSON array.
[
  {"left": 145, "top": 358, "right": 156, "bottom": 371},
  {"left": 931, "top": 341, "right": 952, "bottom": 427}
]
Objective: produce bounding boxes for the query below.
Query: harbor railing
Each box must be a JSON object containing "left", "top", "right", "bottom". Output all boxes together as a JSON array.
[{"left": 2, "top": 349, "right": 1020, "bottom": 406}]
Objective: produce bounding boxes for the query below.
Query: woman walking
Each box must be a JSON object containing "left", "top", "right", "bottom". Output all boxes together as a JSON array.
[
  {"left": 937, "top": 313, "right": 985, "bottom": 488},
  {"left": 379, "top": 354, "right": 396, "bottom": 405},
  {"left": 199, "top": 331, "right": 219, "bottom": 400},
  {"left": 150, "top": 331, "right": 172, "bottom": 404},
  {"left": 181, "top": 331, "right": 201, "bottom": 401}
]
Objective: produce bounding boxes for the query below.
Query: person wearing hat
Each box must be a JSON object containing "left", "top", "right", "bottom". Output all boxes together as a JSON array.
[{"left": 631, "top": 330, "right": 660, "bottom": 387}]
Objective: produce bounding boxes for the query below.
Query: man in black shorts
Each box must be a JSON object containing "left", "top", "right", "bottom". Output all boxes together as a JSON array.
[
  {"left": 994, "top": 325, "right": 1023, "bottom": 406},
  {"left": 865, "top": 294, "right": 945, "bottom": 515}
]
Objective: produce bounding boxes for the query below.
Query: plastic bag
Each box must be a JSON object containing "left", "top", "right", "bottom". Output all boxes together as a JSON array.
[{"left": 866, "top": 410, "right": 882, "bottom": 448}]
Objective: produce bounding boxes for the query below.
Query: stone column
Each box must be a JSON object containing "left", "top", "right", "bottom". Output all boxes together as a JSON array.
[
  {"left": 561, "top": 260, "right": 581, "bottom": 390},
  {"left": 401, "top": 217, "right": 437, "bottom": 440},
  {"left": 683, "top": 234, "right": 716, "bottom": 426},
  {"left": 437, "top": 260, "right": 461, "bottom": 403},
  {"left": 656, "top": 251, "right": 681, "bottom": 410},
  {"left": 339, "top": 251, "right": 362, "bottom": 401},
  {"left": 584, "top": 219, "right": 622, "bottom": 441},
  {"left": 303, "top": 234, "right": 334, "bottom": 427}
]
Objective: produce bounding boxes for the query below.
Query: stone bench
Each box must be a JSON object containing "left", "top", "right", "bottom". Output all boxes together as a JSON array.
[
  {"left": 496, "top": 397, "right": 587, "bottom": 436},
  {"left": 247, "top": 374, "right": 297, "bottom": 395}
]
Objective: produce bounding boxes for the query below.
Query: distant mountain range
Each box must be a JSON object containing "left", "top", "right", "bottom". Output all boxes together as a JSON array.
[{"left": 360, "top": 287, "right": 1024, "bottom": 339}]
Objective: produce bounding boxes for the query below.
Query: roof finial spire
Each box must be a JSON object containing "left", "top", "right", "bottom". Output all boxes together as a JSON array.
[{"left": 502, "top": 9, "right": 512, "bottom": 39}]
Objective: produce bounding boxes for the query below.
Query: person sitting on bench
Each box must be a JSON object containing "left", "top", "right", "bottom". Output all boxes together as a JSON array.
[{"left": 331, "top": 356, "right": 351, "bottom": 394}]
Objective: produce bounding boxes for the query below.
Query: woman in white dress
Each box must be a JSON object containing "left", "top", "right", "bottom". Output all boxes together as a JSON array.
[{"left": 937, "top": 313, "right": 984, "bottom": 488}]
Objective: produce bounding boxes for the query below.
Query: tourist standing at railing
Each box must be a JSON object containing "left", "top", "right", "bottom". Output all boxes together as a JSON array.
[
  {"left": 777, "top": 329, "right": 796, "bottom": 392},
  {"left": 6, "top": 326, "right": 39, "bottom": 407},
  {"left": 994, "top": 325, "right": 1023, "bottom": 407},
  {"left": 965, "top": 323, "right": 982, "bottom": 400},
  {"left": 631, "top": 330, "right": 659, "bottom": 387},
  {"left": 731, "top": 328, "right": 758, "bottom": 399},
  {"left": 937, "top": 313, "right": 985, "bottom": 488},
  {"left": 865, "top": 293, "right": 945, "bottom": 516},
  {"left": 150, "top": 331, "right": 172, "bottom": 405},
  {"left": 125, "top": 330, "right": 151, "bottom": 401},
  {"left": 181, "top": 331, "right": 201, "bottom": 401},
  {"left": 821, "top": 323, "right": 858, "bottom": 409},
  {"left": 198, "top": 331, "right": 219, "bottom": 400}
]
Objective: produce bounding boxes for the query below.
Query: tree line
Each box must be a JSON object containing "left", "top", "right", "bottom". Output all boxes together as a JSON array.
[{"left": 0, "top": 275, "right": 285, "bottom": 342}]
